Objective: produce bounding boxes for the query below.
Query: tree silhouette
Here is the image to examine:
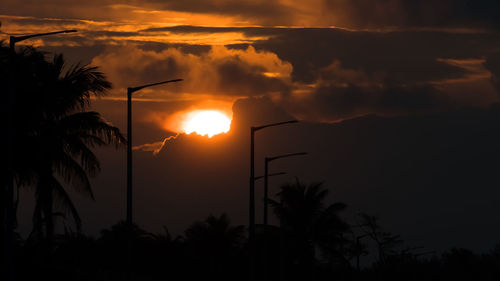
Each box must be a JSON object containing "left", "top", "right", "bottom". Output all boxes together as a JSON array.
[
  {"left": 184, "top": 213, "right": 245, "bottom": 279},
  {"left": 269, "top": 179, "right": 350, "bottom": 278},
  {"left": 357, "top": 213, "right": 403, "bottom": 265},
  {"left": 1, "top": 45, "right": 125, "bottom": 245},
  {"left": 29, "top": 110, "right": 124, "bottom": 243}
]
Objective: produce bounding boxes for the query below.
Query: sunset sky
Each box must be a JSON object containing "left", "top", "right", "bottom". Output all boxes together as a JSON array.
[{"left": 2, "top": 1, "right": 500, "bottom": 253}]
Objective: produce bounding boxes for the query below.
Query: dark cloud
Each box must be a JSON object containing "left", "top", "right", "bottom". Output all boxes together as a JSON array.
[
  {"left": 136, "top": 42, "right": 211, "bottom": 56},
  {"left": 278, "top": 59, "right": 456, "bottom": 120},
  {"left": 485, "top": 54, "right": 500, "bottom": 93},
  {"left": 323, "top": 0, "right": 500, "bottom": 30},
  {"left": 138, "top": 26, "right": 500, "bottom": 89},
  {"left": 3, "top": 0, "right": 500, "bottom": 29},
  {"left": 0, "top": 1, "right": 118, "bottom": 21},
  {"left": 5, "top": 12, "right": 500, "bottom": 123},
  {"left": 0, "top": 15, "right": 83, "bottom": 28},
  {"left": 139, "top": 0, "right": 294, "bottom": 25},
  {"left": 141, "top": 25, "right": 282, "bottom": 37},
  {"left": 288, "top": 83, "right": 450, "bottom": 121},
  {"left": 230, "top": 97, "right": 294, "bottom": 132},
  {"left": 254, "top": 28, "right": 499, "bottom": 84},
  {"left": 215, "top": 59, "right": 289, "bottom": 97},
  {"left": 247, "top": 28, "right": 500, "bottom": 121},
  {"left": 67, "top": 26, "right": 500, "bottom": 122}
]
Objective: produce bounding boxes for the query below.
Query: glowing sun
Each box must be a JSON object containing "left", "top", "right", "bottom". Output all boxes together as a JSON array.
[{"left": 183, "top": 110, "right": 231, "bottom": 137}]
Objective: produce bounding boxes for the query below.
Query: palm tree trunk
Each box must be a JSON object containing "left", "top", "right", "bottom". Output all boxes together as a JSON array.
[
  {"left": 44, "top": 186, "right": 54, "bottom": 247},
  {"left": 1, "top": 182, "right": 6, "bottom": 239},
  {"left": 37, "top": 172, "right": 55, "bottom": 247},
  {"left": 310, "top": 244, "right": 316, "bottom": 281}
]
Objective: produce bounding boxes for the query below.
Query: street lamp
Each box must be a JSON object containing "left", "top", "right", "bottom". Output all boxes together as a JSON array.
[
  {"left": 126, "top": 79, "right": 182, "bottom": 276},
  {"left": 255, "top": 170, "right": 286, "bottom": 281},
  {"left": 6, "top": 29, "right": 77, "bottom": 281},
  {"left": 254, "top": 172, "right": 287, "bottom": 181},
  {"left": 10, "top": 29, "right": 77, "bottom": 50},
  {"left": 260, "top": 152, "right": 306, "bottom": 281},
  {"left": 263, "top": 152, "right": 307, "bottom": 226},
  {"left": 249, "top": 119, "right": 298, "bottom": 281}
]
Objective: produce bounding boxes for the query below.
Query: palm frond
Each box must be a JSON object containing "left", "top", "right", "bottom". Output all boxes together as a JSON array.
[
  {"left": 53, "top": 152, "right": 95, "bottom": 200},
  {"left": 60, "top": 111, "right": 126, "bottom": 147},
  {"left": 51, "top": 177, "right": 82, "bottom": 232}
]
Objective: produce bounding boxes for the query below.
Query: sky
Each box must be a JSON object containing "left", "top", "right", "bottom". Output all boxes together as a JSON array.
[{"left": 2, "top": 0, "right": 500, "bottom": 254}]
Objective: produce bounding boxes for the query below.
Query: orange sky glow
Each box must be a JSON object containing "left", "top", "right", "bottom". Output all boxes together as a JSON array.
[{"left": 0, "top": 1, "right": 498, "bottom": 133}]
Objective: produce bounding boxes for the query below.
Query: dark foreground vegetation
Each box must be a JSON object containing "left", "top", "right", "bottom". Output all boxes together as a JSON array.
[{"left": 4, "top": 181, "right": 500, "bottom": 281}]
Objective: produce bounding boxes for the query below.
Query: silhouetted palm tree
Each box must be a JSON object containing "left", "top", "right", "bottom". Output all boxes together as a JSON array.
[
  {"left": 30, "top": 111, "right": 124, "bottom": 243},
  {"left": 184, "top": 214, "right": 245, "bottom": 279},
  {"left": 148, "top": 226, "right": 182, "bottom": 244},
  {"left": 1, "top": 45, "right": 125, "bottom": 244},
  {"left": 185, "top": 213, "right": 244, "bottom": 251},
  {"left": 269, "top": 179, "right": 350, "bottom": 277},
  {"left": 100, "top": 221, "right": 148, "bottom": 244}
]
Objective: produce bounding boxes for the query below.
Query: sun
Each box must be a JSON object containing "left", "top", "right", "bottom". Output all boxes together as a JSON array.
[{"left": 183, "top": 110, "right": 231, "bottom": 137}]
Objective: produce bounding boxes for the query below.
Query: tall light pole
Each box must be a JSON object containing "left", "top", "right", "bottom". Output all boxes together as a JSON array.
[
  {"left": 6, "top": 29, "right": 77, "bottom": 281},
  {"left": 9, "top": 29, "right": 77, "bottom": 50},
  {"left": 255, "top": 170, "right": 286, "bottom": 281},
  {"left": 254, "top": 172, "right": 287, "bottom": 181},
  {"left": 249, "top": 119, "right": 298, "bottom": 281},
  {"left": 126, "top": 79, "right": 182, "bottom": 278},
  {"left": 261, "top": 152, "right": 306, "bottom": 281},
  {"left": 263, "top": 152, "right": 307, "bottom": 226}
]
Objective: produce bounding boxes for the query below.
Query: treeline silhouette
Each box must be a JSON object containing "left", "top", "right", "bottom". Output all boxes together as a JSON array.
[{"left": 5, "top": 180, "right": 500, "bottom": 281}]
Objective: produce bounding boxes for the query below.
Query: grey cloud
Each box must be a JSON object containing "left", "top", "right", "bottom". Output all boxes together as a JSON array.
[
  {"left": 7, "top": 12, "right": 499, "bottom": 123},
  {"left": 283, "top": 83, "right": 450, "bottom": 121},
  {"left": 215, "top": 59, "right": 289, "bottom": 96},
  {"left": 84, "top": 27, "right": 500, "bottom": 122},
  {"left": 138, "top": 0, "right": 294, "bottom": 25},
  {"left": 136, "top": 42, "right": 211, "bottom": 56},
  {"left": 3, "top": 0, "right": 500, "bottom": 29},
  {"left": 141, "top": 25, "right": 282, "bottom": 37},
  {"left": 0, "top": 1, "right": 117, "bottom": 21},
  {"left": 323, "top": 0, "right": 500, "bottom": 30},
  {"left": 255, "top": 28, "right": 500, "bottom": 84},
  {"left": 0, "top": 15, "right": 83, "bottom": 28},
  {"left": 139, "top": 26, "right": 499, "bottom": 87},
  {"left": 485, "top": 54, "right": 500, "bottom": 94}
]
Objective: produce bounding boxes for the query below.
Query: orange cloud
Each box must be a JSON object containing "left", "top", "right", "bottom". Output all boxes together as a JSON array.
[{"left": 91, "top": 44, "right": 292, "bottom": 100}]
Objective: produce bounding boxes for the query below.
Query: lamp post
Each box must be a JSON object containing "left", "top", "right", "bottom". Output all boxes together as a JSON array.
[
  {"left": 261, "top": 152, "right": 306, "bottom": 281},
  {"left": 254, "top": 172, "right": 287, "bottom": 181},
  {"left": 263, "top": 152, "right": 307, "bottom": 226},
  {"left": 249, "top": 119, "right": 298, "bottom": 281},
  {"left": 9, "top": 29, "right": 77, "bottom": 50},
  {"left": 6, "top": 29, "right": 77, "bottom": 281},
  {"left": 126, "top": 79, "right": 182, "bottom": 278}
]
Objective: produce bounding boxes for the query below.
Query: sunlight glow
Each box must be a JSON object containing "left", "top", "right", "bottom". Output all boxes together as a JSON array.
[{"left": 183, "top": 110, "right": 231, "bottom": 137}]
